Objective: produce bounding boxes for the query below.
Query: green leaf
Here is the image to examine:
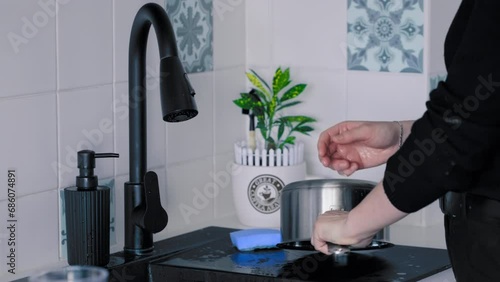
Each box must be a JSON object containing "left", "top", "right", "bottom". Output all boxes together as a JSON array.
[
  {"left": 256, "top": 119, "right": 266, "bottom": 129},
  {"left": 252, "top": 89, "right": 269, "bottom": 103},
  {"left": 280, "top": 84, "right": 307, "bottom": 102},
  {"left": 283, "top": 136, "right": 296, "bottom": 145},
  {"left": 256, "top": 120, "right": 267, "bottom": 140},
  {"left": 268, "top": 96, "right": 278, "bottom": 116},
  {"left": 247, "top": 70, "right": 271, "bottom": 95},
  {"left": 233, "top": 97, "right": 253, "bottom": 110},
  {"left": 266, "top": 137, "right": 276, "bottom": 150},
  {"left": 276, "top": 101, "right": 302, "bottom": 111},
  {"left": 295, "top": 125, "right": 314, "bottom": 135},
  {"left": 277, "top": 122, "right": 285, "bottom": 141},
  {"left": 233, "top": 92, "right": 265, "bottom": 111},
  {"left": 280, "top": 115, "right": 316, "bottom": 123},
  {"left": 252, "top": 105, "right": 265, "bottom": 117},
  {"left": 272, "top": 67, "right": 291, "bottom": 94}
]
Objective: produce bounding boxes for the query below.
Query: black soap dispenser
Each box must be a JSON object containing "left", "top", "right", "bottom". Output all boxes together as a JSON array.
[{"left": 64, "top": 150, "right": 119, "bottom": 266}]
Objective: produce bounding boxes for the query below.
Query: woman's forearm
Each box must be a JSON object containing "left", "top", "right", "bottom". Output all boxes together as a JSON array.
[{"left": 344, "top": 181, "right": 408, "bottom": 243}]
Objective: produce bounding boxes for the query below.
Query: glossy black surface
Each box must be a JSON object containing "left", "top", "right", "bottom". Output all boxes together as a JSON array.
[
  {"left": 277, "top": 240, "right": 393, "bottom": 251},
  {"left": 151, "top": 228, "right": 451, "bottom": 282},
  {"left": 13, "top": 227, "right": 236, "bottom": 282},
  {"left": 13, "top": 226, "right": 451, "bottom": 282}
]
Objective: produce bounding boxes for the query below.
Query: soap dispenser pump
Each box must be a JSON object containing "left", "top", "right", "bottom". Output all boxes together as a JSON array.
[{"left": 64, "top": 150, "right": 119, "bottom": 266}]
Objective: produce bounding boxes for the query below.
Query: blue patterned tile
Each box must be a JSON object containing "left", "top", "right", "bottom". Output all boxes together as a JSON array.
[
  {"left": 166, "top": 0, "right": 213, "bottom": 73},
  {"left": 429, "top": 73, "right": 447, "bottom": 91},
  {"left": 347, "top": 0, "right": 424, "bottom": 73}
]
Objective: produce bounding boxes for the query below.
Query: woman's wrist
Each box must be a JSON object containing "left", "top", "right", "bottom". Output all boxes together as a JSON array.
[
  {"left": 343, "top": 212, "right": 378, "bottom": 246},
  {"left": 400, "top": 120, "right": 414, "bottom": 142},
  {"left": 391, "top": 120, "right": 415, "bottom": 149},
  {"left": 393, "top": 121, "right": 404, "bottom": 148}
]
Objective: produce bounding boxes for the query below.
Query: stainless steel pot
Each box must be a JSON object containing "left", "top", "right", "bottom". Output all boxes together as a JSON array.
[{"left": 279, "top": 179, "right": 389, "bottom": 250}]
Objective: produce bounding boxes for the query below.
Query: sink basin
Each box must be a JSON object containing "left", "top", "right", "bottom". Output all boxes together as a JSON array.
[
  {"left": 105, "top": 227, "right": 237, "bottom": 281},
  {"left": 12, "top": 227, "right": 237, "bottom": 282},
  {"left": 14, "top": 226, "right": 451, "bottom": 282}
]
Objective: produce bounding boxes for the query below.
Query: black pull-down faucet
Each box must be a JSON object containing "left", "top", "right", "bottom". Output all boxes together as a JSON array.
[{"left": 125, "top": 2, "right": 198, "bottom": 255}]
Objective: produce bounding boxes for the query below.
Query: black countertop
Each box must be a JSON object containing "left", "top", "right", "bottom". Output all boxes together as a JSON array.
[
  {"left": 13, "top": 226, "right": 451, "bottom": 282},
  {"left": 150, "top": 227, "right": 451, "bottom": 282}
]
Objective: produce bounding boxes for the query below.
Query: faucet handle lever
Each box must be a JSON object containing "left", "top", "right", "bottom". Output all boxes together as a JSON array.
[{"left": 137, "top": 171, "right": 168, "bottom": 233}]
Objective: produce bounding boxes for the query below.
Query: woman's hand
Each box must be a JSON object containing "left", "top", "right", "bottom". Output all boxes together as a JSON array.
[
  {"left": 310, "top": 210, "right": 372, "bottom": 255},
  {"left": 311, "top": 182, "right": 408, "bottom": 255},
  {"left": 317, "top": 121, "right": 404, "bottom": 176}
]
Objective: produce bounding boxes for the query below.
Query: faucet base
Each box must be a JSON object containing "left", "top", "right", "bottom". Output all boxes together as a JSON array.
[
  {"left": 124, "top": 182, "right": 155, "bottom": 253},
  {"left": 124, "top": 246, "right": 155, "bottom": 256}
]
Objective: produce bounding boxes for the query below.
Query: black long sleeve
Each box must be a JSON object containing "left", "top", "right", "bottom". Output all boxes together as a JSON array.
[{"left": 383, "top": 0, "right": 500, "bottom": 213}]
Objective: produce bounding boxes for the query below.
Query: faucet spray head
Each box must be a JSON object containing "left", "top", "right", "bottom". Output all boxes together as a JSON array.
[{"left": 160, "top": 56, "right": 198, "bottom": 122}]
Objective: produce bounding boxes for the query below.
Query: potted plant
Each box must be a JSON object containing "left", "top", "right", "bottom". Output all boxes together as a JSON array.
[{"left": 230, "top": 67, "right": 316, "bottom": 227}]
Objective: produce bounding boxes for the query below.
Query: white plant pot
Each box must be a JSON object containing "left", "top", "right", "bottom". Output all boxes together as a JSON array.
[{"left": 231, "top": 162, "right": 306, "bottom": 228}]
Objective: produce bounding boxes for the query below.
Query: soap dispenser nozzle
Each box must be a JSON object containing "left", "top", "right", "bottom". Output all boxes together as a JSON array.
[{"left": 76, "top": 150, "right": 119, "bottom": 190}]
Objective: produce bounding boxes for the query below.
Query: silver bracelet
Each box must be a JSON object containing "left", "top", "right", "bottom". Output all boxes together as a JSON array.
[{"left": 394, "top": 121, "right": 403, "bottom": 148}]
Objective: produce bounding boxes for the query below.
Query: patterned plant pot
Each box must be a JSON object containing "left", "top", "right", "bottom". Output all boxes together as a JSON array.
[{"left": 231, "top": 162, "right": 306, "bottom": 228}]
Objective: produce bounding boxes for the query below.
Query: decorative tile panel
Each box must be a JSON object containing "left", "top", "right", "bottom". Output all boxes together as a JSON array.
[
  {"left": 166, "top": 0, "right": 213, "bottom": 73},
  {"left": 347, "top": 0, "right": 424, "bottom": 73},
  {"left": 429, "top": 73, "right": 447, "bottom": 92}
]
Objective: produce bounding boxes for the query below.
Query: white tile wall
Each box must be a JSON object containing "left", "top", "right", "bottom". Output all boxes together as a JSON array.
[
  {"left": 166, "top": 72, "right": 214, "bottom": 164},
  {"left": 57, "top": 0, "right": 113, "bottom": 90},
  {"left": 0, "top": 94, "right": 58, "bottom": 200},
  {"left": 346, "top": 72, "right": 428, "bottom": 121},
  {"left": 0, "top": 1, "right": 57, "bottom": 97},
  {"left": 0, "top": 190, "right": 60, "bottom": 275},
  {"left": 214, "top": 66, "right": 247, "bottom": 155},
  {"left": 245, "top": 0, "right": 272, "bottom": 67},
  {"left": 427, "top": 0, "right": 461, "bottom": 74},
  {"left": 213, "top": 0, "right": 246, "bottom": 70},
  {"left": 58, "top": 85, "right": 115, "bottom": 188},
  {"left": 113, "top": 0, "right": 147, "bottom": 83},
  {"left": 214, "top": 153, "right": 237, "bottom": 218},
  {"left": 271, "top": 0, "right": 347, "bottom": 70},
  {"left": 113, "top": 82, "right": 130, "bottom": 176},
  {"left": 113, "top": 0, "right": 164, "bottom": 83},
  {"left": 114, "top": 78, "right": 166, "bottom": 176},
  {"left": 160, "top": 157, "right": 216, "bottom": 237}
]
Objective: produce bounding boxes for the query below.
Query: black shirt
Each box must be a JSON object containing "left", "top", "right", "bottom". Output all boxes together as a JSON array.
[{"left": 383, "top": 0, "right": 500, "bottom": 213}]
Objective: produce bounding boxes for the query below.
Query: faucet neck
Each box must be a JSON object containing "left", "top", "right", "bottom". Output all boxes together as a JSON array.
[
  {"left": 128, "top": 3, "right": 179, "bottom": 183},
  {"left": 125, "top": 3, "right": 177, "bottom": 255}
]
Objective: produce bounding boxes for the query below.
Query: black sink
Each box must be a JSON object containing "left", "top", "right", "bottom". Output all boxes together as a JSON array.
[
  {"left": 149, "top": 227, "right": 451, "bottom": 282},
  {"left": 105, "top": 226, "right": 238, "bottom": 281},
  {"left": 13, "top": 226, "right": 451, "bottom": 282},
  {"left": 12, "top": 226, "right": 237, "bottom": 282}
]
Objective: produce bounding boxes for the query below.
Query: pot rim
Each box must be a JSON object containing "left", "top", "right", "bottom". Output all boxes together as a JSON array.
[{"left": 282, "top": 178, "right": 377, "bottom": 192}]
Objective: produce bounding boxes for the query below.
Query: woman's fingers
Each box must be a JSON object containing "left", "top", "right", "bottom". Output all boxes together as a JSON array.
[
  {"left": 332, "top": 125, "right": 367, "bottom": 144},
  {"left": 341, "top": 162, "right": 359, "bottom": 176}
]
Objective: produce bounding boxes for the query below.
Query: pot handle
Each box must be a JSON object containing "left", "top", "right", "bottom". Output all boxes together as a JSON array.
[{"left": 327, "top": 243, "right": 350, "bottom": 255}]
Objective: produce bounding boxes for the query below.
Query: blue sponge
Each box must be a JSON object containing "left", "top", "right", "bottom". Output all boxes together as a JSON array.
[{"left": 229, "top": 228, "right": 282, "bottom": 251}]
